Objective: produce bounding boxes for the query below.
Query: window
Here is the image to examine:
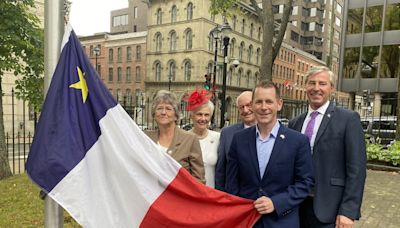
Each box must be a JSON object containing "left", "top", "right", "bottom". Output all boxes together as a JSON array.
[
  {"left": 187, "top": 2, "right": 193, "bottom": 20},
  {"left": 89, "top": 45, "right": 93, "bottom": 57},
  {"left": 230, "top": 39, "right": 235, "bottom": 58},
  {"left": 108, "top": 49, "right": 113, "bottom": 63},
  {"left": 227, "top": 68, "right": 233, "bottom": 85},
  {"left": 336, "top": 3, "right": 342, "bottom": 14},
  {"left": 134, "top": 7, "right": 138, "bottom": 18},
  {"left": 117, "top": 67, "right": 122, "bottom": 82},
  {"left": 292, "top": 6, "right": 298, "bottom": 15},
  {"left": 335, "top": 16, "right": 341, "bottom": 27},
  {"left": 169, "top": 61, "right": 176, "bottom": 81},
  {"left": 136, "top": 46, "right": 141, "bottom": 60},
  {"left": 248, "top": 45, "right": 253, "bottom": 63},
  {"left": 117, "top": 48, "right": 122, "bottom": 62},
  {"left": 258, "top": 27, "right": 262, "bottom": 40},
  {"left": 113, "top": 15, "right": 128, "bottom": 27},
  {"left": 155, "top": 62, "right": 161, "bottom": 81},
  {"left": 185, "top": 29, "right": 192, "bottom": 50},
  {"left": 208, "top": 36, "right": 214, "bottom": 52},
  {"left": 169, "top": 31, "right": 176, "bottom": 51},
  {"left": 246, "top": 71, "right": 251, "bottom": 88},
  {"left": 171, "top": 5, "right": 177, "bottom": 23},
  {"left": 256, "top": 48, "right": 261, "bottom": 65},
  {"left": 136, "top": 66, "right": 141, "bottom": 81},
  {"left": 237, "top": 69, "right": 242, "bottom": 86},
  {"left": 250, "top": 23, "right": 254, "bottom": 38},
  {"left": 184, "top": 61, "right": 191, "bottom": 81},
  {"left": 126, "top": 67, "right": 131, "bottom": 82},
  {"left": 127, "top": 47, "right": 132, "bottom": 61},
  {"left": 241, "top": 19, "right": 245, "bottom": 34},
  {"left": 133, "top": 25, "right": 137, "bottom": 32},
  {"left": 155, "top": 33, "right": 162, "bottom": 52},
  {"left": 232, "top": 16, "right": 237, "bottom": 30},
  {"left": 108, "top": 68, "right": 113, "bottom": 82},
  {"left": 125, "top": 89, "right": 132, "bottom": 106},
  {"left": 117, "top": 89, "right": 122, "bottom": 103},
  {"left": 156, "top": 8, "right": 162, "bottom": 24},
  {"left": 239, "top": 42, "right": 244, "bottom": 60}
]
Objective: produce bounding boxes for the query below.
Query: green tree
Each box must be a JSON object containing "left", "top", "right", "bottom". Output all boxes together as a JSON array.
[
  {"left": 210, "top": 0, "right": 293, "bottom": 81},
  {"left": 0, "top": 0, "right": 44, "bottom": 179}
]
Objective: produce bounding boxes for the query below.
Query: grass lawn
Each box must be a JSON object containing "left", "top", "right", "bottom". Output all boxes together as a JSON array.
[{"left": 0, "top": 174, "right": 80, "bottom": 227}]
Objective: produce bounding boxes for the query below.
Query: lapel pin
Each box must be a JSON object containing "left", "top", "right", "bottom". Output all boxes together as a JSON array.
[
  {"left": 327, "top": 114, "right": 331, "bottom": 118},
  {"left": 280, "top": 134, "right": 285, "bottom": 139}
]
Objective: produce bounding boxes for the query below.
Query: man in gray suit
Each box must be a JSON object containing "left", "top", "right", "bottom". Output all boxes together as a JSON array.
[
  {"left": 215, "top": 91, "right": 256, "bottom": 191},
  {"left": 289, "top": 66, "right": 366, "bottom": 228}
]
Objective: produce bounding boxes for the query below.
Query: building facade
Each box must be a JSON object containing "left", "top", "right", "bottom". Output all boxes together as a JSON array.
[
  {"left": 272, "top": 0, "right": 343, "bottom": 75},
  {"left": 339, "top": 0, "right": 400, "bottom": 117},
  {"left": 110, "top": 0, "right": 148, "bottom": 34},
  {"left": 144, "top": 0, "right": 329, "bottom": 127},
  {"left": 80, "top": 31, "right": 147, "bottom": 121}
]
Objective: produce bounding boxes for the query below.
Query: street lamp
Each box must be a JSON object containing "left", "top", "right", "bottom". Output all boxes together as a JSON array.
[
  {"left": 209, "top": 25, "right": 221, "bottom": 128},
  {"left": 93, "top": 46, "right": 100, "bottom": 73},
  {"left": 219, "top": 19, "right": 232, "bottom": 129}
]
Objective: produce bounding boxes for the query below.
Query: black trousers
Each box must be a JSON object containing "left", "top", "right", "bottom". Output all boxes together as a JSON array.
[{"left": 299, "top": 196, "right": 335, "bottom": 228}]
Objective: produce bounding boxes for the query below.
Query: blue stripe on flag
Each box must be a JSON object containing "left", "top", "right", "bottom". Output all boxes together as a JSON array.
[{"left": 26, "top": 29, "right": 117, "bottom": 193}]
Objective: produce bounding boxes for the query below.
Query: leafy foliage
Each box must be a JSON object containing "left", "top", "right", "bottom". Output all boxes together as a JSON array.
[
  {"left": 0, "top": 0, "right": 44, "bottom": 111},
  {"left": 366, "top": 141, "right": 400, "bottom": 166}
]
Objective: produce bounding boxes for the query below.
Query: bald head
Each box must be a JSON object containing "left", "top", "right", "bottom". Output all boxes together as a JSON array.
[{"left": 236, "top": 91, "right": 256, "bottom": 126}]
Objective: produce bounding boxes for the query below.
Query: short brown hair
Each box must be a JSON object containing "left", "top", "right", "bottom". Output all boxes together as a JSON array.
[{"left": 252, "top": 80, "right": 281, "bottom": 101}]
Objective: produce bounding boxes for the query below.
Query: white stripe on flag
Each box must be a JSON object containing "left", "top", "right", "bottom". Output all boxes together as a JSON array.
[{"left": 49, "top": 105, "right": 180, "bottom": 227}]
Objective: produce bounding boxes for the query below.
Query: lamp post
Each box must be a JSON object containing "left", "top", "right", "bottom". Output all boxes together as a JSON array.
[
  {"left": 209, "top": 26, "right": 221, "bottom": 128},
  {"left": 93, "top": 46, "right": 100, "bottom": 73},
  {"left": 219, "top": 20, "right": 232, "bottom": 129}
]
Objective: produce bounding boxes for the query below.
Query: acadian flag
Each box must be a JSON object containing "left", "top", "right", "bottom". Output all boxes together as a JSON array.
[{"left": 26, "top": 25, "right": 260, "bottom": 227}]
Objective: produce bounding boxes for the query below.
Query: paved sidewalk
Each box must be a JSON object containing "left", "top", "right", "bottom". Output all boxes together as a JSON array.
[{"left": 355, "top": 169, "right": 400, "bottom": 228}]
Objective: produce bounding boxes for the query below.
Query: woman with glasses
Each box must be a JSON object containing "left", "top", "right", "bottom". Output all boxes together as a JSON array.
[
  {"left": 145, "top": 90, "right": 205, "bottom": 183},
  {"left": 186, "top": 89, "right": 220, "bottom": 188}
]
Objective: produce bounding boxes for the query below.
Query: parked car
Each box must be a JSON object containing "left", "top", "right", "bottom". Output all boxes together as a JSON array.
[{"left": 361, "top": 116, "right": 396, "bottom": 145}]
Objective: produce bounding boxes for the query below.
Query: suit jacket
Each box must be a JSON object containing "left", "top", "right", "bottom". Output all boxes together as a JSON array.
[
  {"left": 145, "top": 127, "right": 205, "bottom": 183},
  {"left": 288, "top": 103, "right": 366, "bottom": 223},
  {"left": 215, "top": 123, "right": 244, "bottom": 191},
  {"left": 226, "top": 124, "right": 314, "bottom": 228}
]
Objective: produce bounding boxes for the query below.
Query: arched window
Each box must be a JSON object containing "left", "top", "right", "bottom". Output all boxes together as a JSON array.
[
  {"left": 228, "top": 68, "right": 233, "bottom": 86},
  {"left": 258, "top": 27, "right": 262, "bottom": 40},
  {"left": 208, "top": 36, "right": 214, "bottom": 52},
  {"left": 135, "top": 66, "right": 141, "bottom": 82},
  {"left": 117, "top": 67, "right": 122, "bottom": 82},
  {"left": 169, "top": 61, "right": 176, "bottom": 81},
  {"left": 256, "top": 48, "right": 261, "bottom": 65},
  {"left": 117, "top": 89, "right": 122, "bottom": 103},
  {"left": 155, "top": 62, "right": 161, "bottom": 81},
  {"left": 155, "top": 33, "right": 162, "bottom": 52},
  {"left": 126, "top": 67, "right": 131, "bottom": 82},
  {"left": 108, "top": 67, "right": 113, "bottom": 82},
  {"left": 237, "top": 69, "right": 242, "bottom": 87},
  {"left": 232, "top": 15, "right": 237, "bottom": 31},
  {"left": 117, "top": 48, "right": 122, "bottom": 62},
  {"left": 246, "top": 71, "right": 251, "bottom": 88},
  {"left": 156, "top": 8, "right": 162, "bottom": 24},
  {"left": 169, "top": 31, "right": 176, "bottom": 51},
  {"left": 207, "top": 62, "right": 213, "bottom": 75},
  {"left": 184, "top": 61, "right": 191, "bottom": 81},
  {"left": 187, "top": 2, "right": 193, "bottom": 20},
  {"left": 230, "top": 38, "right": 236, "bottom": 58},
  {"left": 171, "top": 5, "right": 177, "bottom": 23},
  {"left": 108, "top": 49, "right": 113, "bottom": 63},
  {"left": 126, "top": 47, "right": 132, "bottom": 61},
  {"left": 241, "top": 19, "right": 245, "bottom": 34},
  {"left": 185, "top": 29, "right": 192, "bottom": 50},
  {"left": 136, "top": 46, "right": 141, "bottom": 60},
  {"left": 254, "top": 72, "right": 259, "bottom": 86},
  {"left": 126, "top": 89, "right": 132, "bottom": 106},
  {"left": 248, "top": 45, "right": 253, "bottom": 63},
  {"left": 239, "top": 42, "right": 245, "bottom": 60},
  {"left": 250, "top": 23, "right": 254, "bottom": 38}
]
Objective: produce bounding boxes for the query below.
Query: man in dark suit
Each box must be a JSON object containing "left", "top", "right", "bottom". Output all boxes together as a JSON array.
[
  {"left": 215, "top": 91, "right": 256, "bottom": 191},
  {"left": 289, "top": 66, "right": 366, "bottom": 228},
  {"left": 226, "top": 81, "right": 314, "bottom": 228}
]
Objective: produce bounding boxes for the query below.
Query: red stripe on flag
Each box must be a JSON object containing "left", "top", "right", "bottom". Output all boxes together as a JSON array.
[{"left": 140, "top": 168, "right": 260, "bottom": 228}]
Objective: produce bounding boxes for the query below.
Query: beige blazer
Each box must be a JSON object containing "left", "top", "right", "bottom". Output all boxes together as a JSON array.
[{"left": 145, "top": 127, "right": 205, "bottom": 183}]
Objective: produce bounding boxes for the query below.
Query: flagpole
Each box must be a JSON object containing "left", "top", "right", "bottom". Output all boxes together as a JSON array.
[{"left": 44, "top": 0, "right": 65, "bottom": 227}]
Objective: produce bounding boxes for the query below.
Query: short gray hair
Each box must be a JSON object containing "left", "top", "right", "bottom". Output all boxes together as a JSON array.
[
  {"left": 236, "top": 91, "right": 252, "bottom": 106},
  {"left": 151, "top": 90, "right": 180, "bottom": 123},
  {"left": 188, "top": 100, "right": 215, "bottom": 117},
  {"left": 305, "top": 66, "right": 336, "bottom": 87}
]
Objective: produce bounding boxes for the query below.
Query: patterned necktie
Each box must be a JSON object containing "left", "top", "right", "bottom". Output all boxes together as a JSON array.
[{"left": 304, "top": 111, "right": 318, "bottom": 141}]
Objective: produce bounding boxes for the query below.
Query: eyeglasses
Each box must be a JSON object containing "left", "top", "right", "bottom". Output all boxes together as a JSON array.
[
  {"left": 155, "top": 106, "right": 175, "bottom": 113},
  {"left": 238, "top": 103, "right": 252, "bottom": 111}
]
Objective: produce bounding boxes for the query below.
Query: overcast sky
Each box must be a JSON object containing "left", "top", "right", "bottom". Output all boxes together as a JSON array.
[{"left": 69, "top": 0, "right": 128, "bottom": 36}]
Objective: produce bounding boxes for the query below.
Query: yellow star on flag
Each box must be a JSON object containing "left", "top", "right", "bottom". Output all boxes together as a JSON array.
[{"left": 69, "top": 67, "right": 88, "bottom": 103}]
